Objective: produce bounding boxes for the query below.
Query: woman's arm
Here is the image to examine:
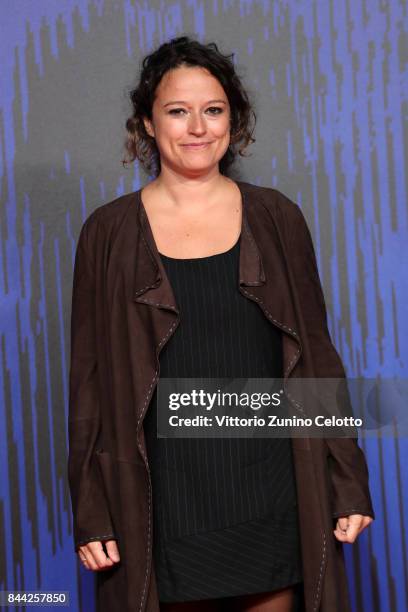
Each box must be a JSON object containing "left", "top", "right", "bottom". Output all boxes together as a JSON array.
[
  {"left": 288, "top": 200, "right": 375, "bottom": 523},
  {"left": 67, "top": 213, "right": 117, "bottom": 552}
]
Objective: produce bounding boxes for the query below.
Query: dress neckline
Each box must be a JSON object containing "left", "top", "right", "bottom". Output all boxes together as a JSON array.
[{"left": 159, "top": 234, "right": 241, "bottom": 262}]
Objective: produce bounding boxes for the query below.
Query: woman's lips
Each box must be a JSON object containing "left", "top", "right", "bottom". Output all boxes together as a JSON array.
[{"left": 181, "top": 142, "right": 212, "bottom": 148}]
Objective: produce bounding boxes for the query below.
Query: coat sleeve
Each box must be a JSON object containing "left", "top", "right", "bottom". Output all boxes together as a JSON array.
[
  {"left": 288, "top": 202, "right": 375, "bottom": 520},
  {"left": 67, "top": 213, "right": 117, "bottom": 551}
]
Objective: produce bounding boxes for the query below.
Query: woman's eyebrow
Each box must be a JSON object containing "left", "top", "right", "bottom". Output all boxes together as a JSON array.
[{"left": 163, "top": 99, "right": 227, "bottom": 107}]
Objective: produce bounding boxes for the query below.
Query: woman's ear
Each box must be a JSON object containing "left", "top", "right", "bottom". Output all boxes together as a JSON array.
[{"left": 143, "top": 117, "right": 155, "bottom": 139}]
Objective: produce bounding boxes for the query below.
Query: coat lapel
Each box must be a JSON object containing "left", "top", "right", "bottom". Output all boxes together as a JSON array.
[{"left": 132, "top": 190, "right": 178, "bottom": 312}]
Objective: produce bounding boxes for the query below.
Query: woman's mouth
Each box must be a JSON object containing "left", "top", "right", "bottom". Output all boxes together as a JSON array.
[{"left": 181, "top": 142, "right": 212, "bottom": 149}]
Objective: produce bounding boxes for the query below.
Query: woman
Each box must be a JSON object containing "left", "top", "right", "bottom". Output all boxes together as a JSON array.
[{"left": 68, "top": 37, "right": 375, "bottom": 612}]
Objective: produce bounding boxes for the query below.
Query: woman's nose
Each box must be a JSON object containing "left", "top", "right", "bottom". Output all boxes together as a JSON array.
[{"left": 188, "top": 113, "right": 206, "bottom": 133}]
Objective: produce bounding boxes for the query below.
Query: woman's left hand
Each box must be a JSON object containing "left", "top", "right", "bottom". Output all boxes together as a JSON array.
[{"left": 333, "top": 514, "right": 374, "bottom": 543}]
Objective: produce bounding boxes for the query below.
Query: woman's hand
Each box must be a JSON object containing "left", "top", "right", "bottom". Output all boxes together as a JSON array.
[
  {"left": 78, "top": 539, "right": 120, "bottom": 571},
  {"left": 333, "top": 514, "right": 373, "bottom": 543}
]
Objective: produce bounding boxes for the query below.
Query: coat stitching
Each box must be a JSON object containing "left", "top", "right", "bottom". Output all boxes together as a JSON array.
[
  {"left": 76, "top": 534, "right": 116, "bottom": 546},
  {"left": 313, "top": 530, "right": 326, "bottom": 611},
  {"left": 136, "top": 374, "right": 157, "bottom": 612},
  {"left": 135, "top": 202, "right": 181, "bottom": 609},
  {"left": 135, "top": 285, "right": 153, "bottom": 295},
  {"left": 239, "top": 287, "right": 304, "bottom": 416},
  {"left": 137, "top": 298, "right": 176, "bottom": 308},
  {"left": 332, "top": 508, "right": 372, "bottom": 517},
  {"left": 136, "top": 317, "right": 179, "bottom": 611},
  {"left": 240, "top": 285, "right": 326, "bottom": 612},
  {"left": 238, "top": 289, "right": 298, "bottom": 337}
]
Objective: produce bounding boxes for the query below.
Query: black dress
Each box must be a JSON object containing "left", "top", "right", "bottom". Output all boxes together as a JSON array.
[{"left": 143, "top": 235, "right": 303, "bottom": 603}]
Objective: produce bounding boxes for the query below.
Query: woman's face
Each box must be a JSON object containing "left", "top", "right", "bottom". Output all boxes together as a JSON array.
[{"left": 143, "top": 65, "right": 231, "bottom": 177}]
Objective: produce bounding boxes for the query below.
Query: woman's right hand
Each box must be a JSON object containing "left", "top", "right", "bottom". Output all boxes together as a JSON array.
[{"left": 78, "top": 540, "right": 120, "bottom": 571}]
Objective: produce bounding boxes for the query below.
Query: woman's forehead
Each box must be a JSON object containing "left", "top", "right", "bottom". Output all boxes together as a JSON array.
[{"left": 157, "top": 66, "right": 225, "bottom": 95}]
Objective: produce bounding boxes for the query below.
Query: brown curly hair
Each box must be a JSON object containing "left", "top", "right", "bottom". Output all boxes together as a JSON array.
[{"left": 122, "top": 36, "right": 256, "bottom": 176}]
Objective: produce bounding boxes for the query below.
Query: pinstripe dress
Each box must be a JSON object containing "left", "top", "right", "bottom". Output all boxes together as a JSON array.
[{"left": 143, "top": 235, "right": 303, "bottom": 603}]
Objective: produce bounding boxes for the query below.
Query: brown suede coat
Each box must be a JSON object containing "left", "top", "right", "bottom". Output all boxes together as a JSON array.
[{"left": 68, "top": 180, "right": 375, "bottom": 612}]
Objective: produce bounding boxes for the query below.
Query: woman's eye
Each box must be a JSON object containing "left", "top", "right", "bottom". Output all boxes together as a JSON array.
[{"left": 168, "top": 107, "right": 223, "bottom": 116}]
